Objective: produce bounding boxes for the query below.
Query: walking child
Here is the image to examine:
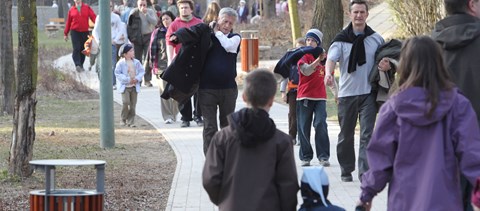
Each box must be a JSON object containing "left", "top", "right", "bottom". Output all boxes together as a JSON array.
[{"left": 115, "top": 43, "right": 145, "bottom": 127}]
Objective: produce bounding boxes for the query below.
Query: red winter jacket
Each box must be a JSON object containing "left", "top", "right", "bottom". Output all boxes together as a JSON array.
[{"left": 64, "top": 3, "right": 96, "bottom": 35}]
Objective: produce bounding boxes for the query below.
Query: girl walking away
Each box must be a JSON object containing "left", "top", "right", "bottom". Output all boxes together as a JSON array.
[
  {"left": 115, "top": 44, "right": 145, "bottom": 127},
  {"left": 357, "top": 36, "right": 480, "bottom": 211}
]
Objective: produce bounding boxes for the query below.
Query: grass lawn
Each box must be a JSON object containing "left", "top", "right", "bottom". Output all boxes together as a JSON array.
[{"left": 12, "top": 30, "right": 71, "bottom": 49}]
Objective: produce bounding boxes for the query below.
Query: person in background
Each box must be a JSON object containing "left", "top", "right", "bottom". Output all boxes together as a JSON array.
[
  {"left": 52, "top": 0, "right": 58, "bottom": 8},
  {"left": 92, "top": 0, "right": 125, "bottom": 90},
  {"left": 203, "top": 69, "right": 298, "bottom": 211},
  {"left": 237, "top": 0, "right": 248, "bottom": 24},
  {"left": 115, "top": 43, "right": 146, "bottom": 128},
  {"left": 324, "top": 0, "right": 385, "bottom": 182},
  {"left": 357, "top": 36, "right": 480, "bottom": 211},
  {"left": 279, "top": 37, "right": 305, "bottom": 145},
  {"left": 64, "top": 0, "right": 97, "bottom": 72},
  {"left": 296, "top": 29, "right": 330, "bottom": 167},
  {"left": 432, "top": 0, "right": 480, "bottom": 210},
  {"left": 167, "top": 0, "right": 179, "bottom": 17},
  {"left": 166, "top": 0, "right": 204, "bottom": 128},
  {"left": 198, "top": 7, "right": 241, "bottom": 154},
  {"left": 202, "top": 1, "right": 220, "bottom": 25},
  {"left": 150, "top": 11, "right": 179, "bottom": 124},
  {"left": 127, "top": 0, "right": 158, "bottom": 87}
]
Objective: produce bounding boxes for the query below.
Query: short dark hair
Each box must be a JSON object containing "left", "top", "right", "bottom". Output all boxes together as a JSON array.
[
  {"left": 243, "top": 69, "right": 277, "bottom": 108},
  {"left": 349, "top": 0, "right": 369, "bottom": 12},
  {"left": 444, "top": 0, "right": 478, "bottom": 15}
]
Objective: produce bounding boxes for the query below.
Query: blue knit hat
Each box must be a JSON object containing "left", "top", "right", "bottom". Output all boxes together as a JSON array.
[
  {"left": 119, "top": 43, "right": 133, "bottom": 57},
  {"left": 305, "top": 29, "right": 323, "bottom": 45}
]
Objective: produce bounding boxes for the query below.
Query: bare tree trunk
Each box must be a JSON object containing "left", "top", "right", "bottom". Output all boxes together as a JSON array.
[
  {"left": 262, "top": 0, "right": 275, "bottom": 19},
  {"left": 311, "top": 0, "right": 343, "bottom": 51},
  {"left": 9, "top": 0, "right": 38, "bottom": 178},
  {"left": 0, "top": 0, "right": 15, "bottom": 115}
]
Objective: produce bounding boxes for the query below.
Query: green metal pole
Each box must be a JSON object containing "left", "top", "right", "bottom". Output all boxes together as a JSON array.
[
  {"left": 288, "top": 0, "right": 302, "bottom": 47},
  {"left": 99, "top": 0, "right": 115, "bottom": 148}
]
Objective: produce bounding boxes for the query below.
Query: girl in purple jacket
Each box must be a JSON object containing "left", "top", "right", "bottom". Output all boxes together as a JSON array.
[{"left": 357, "top": 36, "right": 480, "bottom": 211}]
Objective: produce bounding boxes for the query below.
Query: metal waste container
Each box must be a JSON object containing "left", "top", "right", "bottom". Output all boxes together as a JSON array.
[
  {"left": 240, "top": 30, "right": 259, "bottom": 72},
  {"left": 29, "top": 159, "right": 106, "bottom": 211}
]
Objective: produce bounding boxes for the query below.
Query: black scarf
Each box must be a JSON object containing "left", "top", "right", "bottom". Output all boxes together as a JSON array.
[{"left": 332, "top": 22, "right": 375, "bottom": 73}]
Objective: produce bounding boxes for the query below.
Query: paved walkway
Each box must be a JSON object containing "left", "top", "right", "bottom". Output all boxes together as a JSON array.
[{"left": 53, "top": 3, "right": 396, "bottom": 210}]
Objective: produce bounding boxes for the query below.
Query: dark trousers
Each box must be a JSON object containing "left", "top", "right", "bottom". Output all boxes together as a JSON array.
[
  {"left": 133, "top": 33, "right": 152, "bottom": 83},
  {"left": 461, "top": 175, "right": 474, "bottom": 211},
  {"left": 297, "top": 100, "right": 330, "bottom": 161},
  {"left": 199, "top": 88, "right": 238, "bottom": 154},
  {"left": 336, "top": 93, "right": 377, "bottom": 178},
  {"left": 179, "top": 93, "right": 202, "bottom": 122},
  {"left": 70, "top": 30, "right": 89, "bottom": 67},
  {"left": 287, "top": 91, "right": 298, "bottom": 139}
]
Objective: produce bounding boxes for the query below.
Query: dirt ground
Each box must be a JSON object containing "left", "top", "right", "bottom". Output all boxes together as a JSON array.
[{"left": 0, "top": 88, "right": 176, "bottom": 210}]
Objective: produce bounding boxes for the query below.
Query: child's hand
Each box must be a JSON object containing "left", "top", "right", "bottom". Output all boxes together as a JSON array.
[{"left": 281, "top": 92, "right": 287, "bottom": 103}]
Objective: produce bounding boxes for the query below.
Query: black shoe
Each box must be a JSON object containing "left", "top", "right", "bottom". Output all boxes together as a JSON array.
[
  {"left": 180, "top": 121, "right": 190, "bottom": 128},
  {"left": 194, "top": 117, "right": 203, "bottom": 126},
  {"left": 341, "top": 173, "right": 353, "bottom": 182}
]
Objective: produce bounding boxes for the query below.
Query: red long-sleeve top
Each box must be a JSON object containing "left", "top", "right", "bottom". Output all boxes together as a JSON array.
[{"left": 64, "top": 3, "right": 96, "bottom": 36}]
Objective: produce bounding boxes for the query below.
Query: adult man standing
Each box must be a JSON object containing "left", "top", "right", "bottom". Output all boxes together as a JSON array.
[
  {"left": 324, "top": 0, "right": 384, "bottom": 182},
  {"left": 432, "top": 0, "right": 480, "bottom": 210},
  {"left": 64, "top": 0, "right": 96, "bottom": 72},
  {"left": 199, "top": 8, "right": 241, "bottom": 154},
  {"left": 166, "top": 0, "right": 203, "bottom": 128},
  {"left": 127, "top": 0, "right": 158, "bottom": 87}
]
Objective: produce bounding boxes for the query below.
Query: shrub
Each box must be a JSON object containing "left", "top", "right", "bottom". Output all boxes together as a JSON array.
[{"left": 387, "top": 0, "right": 445, "bottom": 36}]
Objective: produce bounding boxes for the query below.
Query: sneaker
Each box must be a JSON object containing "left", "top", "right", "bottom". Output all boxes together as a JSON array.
[
  {"left": 341, "top": 173, "right": 353, "bottom": 182},
  {"left": 301, "top": 160, "right": 310, "bottom": 166},
  {"left": 180, "top": 121, "right": 190, "bottom": 128},
  {"left": 319, "top": 160, "right": 330, "bottom": 167},
  {"left": 194, "top": 117, "right": 203, "bottom": 126},
  {"left": 75, "top": 66, "right": 84, "bottom": 72},
  {"left": 165, "top": 119, "right": 174, "bottom": 124},
  {"left": 121, "top": 120, "right": 127, "bottom": 126},
  {"left": 113, "top": 85, "right": 117, "bottom": 90},
  {"left": 145, "top": 81, "right": 153, "bottom": 87}
]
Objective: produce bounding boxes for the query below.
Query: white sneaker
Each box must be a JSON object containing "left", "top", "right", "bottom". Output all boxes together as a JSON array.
[
  {"left": 165, "top": 119, "right": 174, "bottom": 124},
  {"left": 301, "top": 160, "right": 310, "bottom": 166}
]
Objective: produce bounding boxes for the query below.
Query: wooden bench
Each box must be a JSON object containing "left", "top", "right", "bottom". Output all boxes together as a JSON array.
[{"left": 44, "top": 18, "right": 65, "bottom": 38}]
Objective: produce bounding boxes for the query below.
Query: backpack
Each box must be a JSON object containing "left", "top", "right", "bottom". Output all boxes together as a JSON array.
[
  {"left": 127, "top": 10, "right": 143, "bottom": 44},
  {"left": 288, "top": 63, "right": 299, "bottom": 85}
]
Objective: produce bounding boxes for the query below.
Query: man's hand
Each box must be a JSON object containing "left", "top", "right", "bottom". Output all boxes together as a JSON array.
[
  {"left": 325, "top": 74, "right": 333, "bottom": 87},
  {"left": 64, "top": 35, "right": 68, "bottom": 42},
  {"left": 281, "top": 92, "right": 287, "bottom": 103},
  {"left": 378, "top": 57, "right": 392, "bottom": 72},
  {"left": 169, "top": 35, "right": 177, "bottom": 42},
  {"left": 356, "top": 200, "right": 372, "bottom": 211}
]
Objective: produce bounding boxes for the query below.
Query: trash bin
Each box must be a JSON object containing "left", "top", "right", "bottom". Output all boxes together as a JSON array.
[
  {"left": 240, "top": 30, "right": 259, "bottom": 72},
  {"left": 29, "top": 159, "right": 106, "bottom": 211},
  {"left": 30, "top": 189, "right": 103, "bottom": 211}
]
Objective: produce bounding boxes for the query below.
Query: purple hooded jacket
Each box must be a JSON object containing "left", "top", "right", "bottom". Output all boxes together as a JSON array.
[{"left": 360, "top": 87, "right": 480, "bottom": 210}]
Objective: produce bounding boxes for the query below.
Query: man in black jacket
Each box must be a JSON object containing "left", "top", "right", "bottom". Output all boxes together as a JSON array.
[{"left": 432, "top": 0, "right": 480, "bottom": 210}]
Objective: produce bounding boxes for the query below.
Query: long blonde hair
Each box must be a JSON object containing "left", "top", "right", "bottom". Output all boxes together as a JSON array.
[{"left": 202, "top": 1, "right": 220, "bottom": 24}]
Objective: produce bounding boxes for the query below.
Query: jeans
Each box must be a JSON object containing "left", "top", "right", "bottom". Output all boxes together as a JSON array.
[
  {"left": 297, "top": 99, "right": 330, "bottom": 161},
  {"left": 198, "top": 88, "right": 238, "bottom": 154},
  {"left": 336, "top": 93, "right": 377, "bottom": 178},
  {"left": 96, "top": 45, "right": 118, "bottom": 85}
]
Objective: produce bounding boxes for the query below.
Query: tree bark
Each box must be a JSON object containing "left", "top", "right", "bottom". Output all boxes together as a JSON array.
[
  {"left": 311, "top": 0, "right": 343, "bottom": 51},
  {"left": 262, "top": 0, "right": 275, "bottom": 19},
  {"left": 0, "top": 0, "right": 15, "bottom": 115},
  {"left": 9, "top": 0, "right": 38, "bottom": 178}
]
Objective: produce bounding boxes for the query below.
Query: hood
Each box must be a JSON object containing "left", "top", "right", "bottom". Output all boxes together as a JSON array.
[
  {"left": 228, "top": 108, "right": 276, "bottom": 147},
  {"left": 432, "top": 14, "right": 480, "bottom": 50},
  {"left": 390, "top": 87, "right": 456, "bottom": 126}
]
